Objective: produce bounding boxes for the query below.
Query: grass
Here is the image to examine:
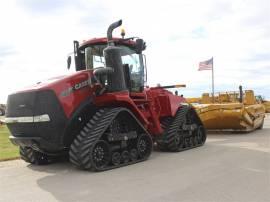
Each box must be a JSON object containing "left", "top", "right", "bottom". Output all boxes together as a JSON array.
[{"left": 0, "top": 124, "right": 19, "bottom": 161}]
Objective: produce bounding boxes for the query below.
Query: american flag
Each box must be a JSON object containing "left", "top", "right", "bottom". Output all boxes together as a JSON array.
[{"left": 198, "top": 57, "right": 213, "bottom": 71}]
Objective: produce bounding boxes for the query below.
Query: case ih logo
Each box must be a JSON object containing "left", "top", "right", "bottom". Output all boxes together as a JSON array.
[{"left": 60, "top": 79, "right": 91, "bottom": 97}]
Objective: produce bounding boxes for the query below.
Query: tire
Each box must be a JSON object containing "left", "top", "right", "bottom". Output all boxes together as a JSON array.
[{"left": 19, "top": 147, "right": 53, "bottom": 165}]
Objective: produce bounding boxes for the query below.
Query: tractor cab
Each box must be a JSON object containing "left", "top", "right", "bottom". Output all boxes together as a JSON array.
[
  {"left": 69, "top": 23, "right": 146, "bottom": 93},
  {"left": 85, "top": 40, "right": 146, "bottom": 93}
]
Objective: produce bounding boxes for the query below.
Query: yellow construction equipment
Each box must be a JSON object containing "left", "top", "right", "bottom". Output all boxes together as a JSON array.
[
  {"left": 256, "top": 95, "right": 270, "bottom": 113},
  {"left": 264, "top": 102, "right": 270, "bottom": 113},
  {"left": 185, "top": 97, "right": 201, "bottom": 103},
  {"left": 187, "top": 88, "right": 265, "bottom": 132}
]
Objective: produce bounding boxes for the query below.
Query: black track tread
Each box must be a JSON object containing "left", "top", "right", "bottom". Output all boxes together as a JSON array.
[
  {"left": 20, "top": 147, "right": 35, "bottom": 163},
  {"left": 69, "top": 107, "right": 152, "bottom": 171},
  {"left": 19, "top": 147, "right": 52, "bottom": 165},
  {"left": 69, "top": 108, "right": 112, "bottom": 169},
  {"left": 159, "top": 105, "right": 206, "bottom": 152}
]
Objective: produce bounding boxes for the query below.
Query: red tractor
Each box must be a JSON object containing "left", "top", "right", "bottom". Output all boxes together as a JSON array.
[{"left": 5, "top": 20, "right": 206, "bottom": 171}]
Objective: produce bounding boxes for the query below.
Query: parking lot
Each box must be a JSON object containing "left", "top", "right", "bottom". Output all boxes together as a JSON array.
[{"left": 0, "top": 115, "right": 269, "bottom": 202}]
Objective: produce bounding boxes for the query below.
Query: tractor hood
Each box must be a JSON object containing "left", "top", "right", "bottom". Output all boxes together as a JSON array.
[
  {"left": 21, "top": 75, "right": 70, "bottom": 91},
  {"left": 7, "top": 70, "right": 96, "bottom": 119},
  {"left": 15, "top": 70, "right": 94, "bottom": 93}
]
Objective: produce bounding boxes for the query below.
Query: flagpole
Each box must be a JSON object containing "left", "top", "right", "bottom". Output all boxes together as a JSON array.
[{"left": 212, "top": 57, "right": 214, "bottom": 103}]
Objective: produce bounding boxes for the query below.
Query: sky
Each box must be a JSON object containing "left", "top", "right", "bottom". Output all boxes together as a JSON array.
[{"left": 0, "top": 0, "right": 269, "bottom": 103}]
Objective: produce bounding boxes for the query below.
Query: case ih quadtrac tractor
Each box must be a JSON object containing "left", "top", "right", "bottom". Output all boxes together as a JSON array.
[{"left": 6, "top": 20, "right": 206, "bottom": 171}]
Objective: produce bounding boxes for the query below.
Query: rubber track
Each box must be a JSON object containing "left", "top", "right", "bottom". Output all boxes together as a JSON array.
[
  {"left": 160, "top": 105, "right": 206, "bottom": 152},
  {"left": 69, "top": 107, "right": 152, "bottom": 171},
  {"left": 19, "top": 147, "right": 52, "bottom": 165},
  {"left": 20, "top": 147, "right": 36, "bottom": 163}
]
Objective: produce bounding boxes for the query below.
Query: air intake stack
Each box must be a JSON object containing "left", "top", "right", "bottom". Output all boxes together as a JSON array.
[{"left": 103, "top": 20, "right": 127, "bottom": 92}]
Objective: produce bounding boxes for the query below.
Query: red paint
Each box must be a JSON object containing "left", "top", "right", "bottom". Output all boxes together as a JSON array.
[
  {"left": 94, "top": 87, "right": 186, "bottom": 136},
  {"left": 14, "top": 68, "right": 186, "bottom": 136},
  {"left": 80, "top": 37, "right": 136, "bottom": 48},
  {"left": 15, "top": 70, "right": 95, "bottom": 118}
]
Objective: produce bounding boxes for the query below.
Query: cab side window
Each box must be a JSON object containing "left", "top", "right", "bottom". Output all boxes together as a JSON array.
[{"left": 121, "top": 49, "right": 144, "bottom": 92}]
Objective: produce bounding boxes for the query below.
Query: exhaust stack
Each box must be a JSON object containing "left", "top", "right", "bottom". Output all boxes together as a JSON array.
[
  {"left": 107, "top": 19, "right": 122, "bottom": 45},
  {"left": 239, "top": 85, "right": 243, "bottom": 103}
]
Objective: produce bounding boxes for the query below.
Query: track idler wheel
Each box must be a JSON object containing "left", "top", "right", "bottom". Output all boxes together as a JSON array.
[
  {"left": 90, "top": 140, "right": 111, "bottom": 170},
  {"left": 137, "top": 134, "right": 152, "bottom": 159},
  {"left": 111, "top": 152, "right": 121, "bottom": 166},
  {"left": 168, "top": 131, "right": 185, "bottom": 152},
  {"left": 175, "top": 132, "right": 184, "bottom": 149},
  {"left": 130, "top": 148, "right": 138, "bottom": 161},
  {"left": 121, "top": 150, "right": 130, "bottom": 163},
  {"left": 190, "top": 136, "right": 196, "bottom": 146}
]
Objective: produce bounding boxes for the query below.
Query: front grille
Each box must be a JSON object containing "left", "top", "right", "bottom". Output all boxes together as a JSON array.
[
  {"left": 6, "top": 90, "right": 67, "bottom": 150},
  {"left": 6, "top": 92, "right": 36, "bottom": 117}
]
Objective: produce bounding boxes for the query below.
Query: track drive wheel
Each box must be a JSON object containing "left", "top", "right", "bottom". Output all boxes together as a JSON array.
[
  {"left": 196, "top": 125, "right": 205, "bottom": 144},
  {"left": 137, "top": 134, "right": 152, "bottom": 159},
  {"left": 19, "top": 147, "right": 53, "bottom": 165}
]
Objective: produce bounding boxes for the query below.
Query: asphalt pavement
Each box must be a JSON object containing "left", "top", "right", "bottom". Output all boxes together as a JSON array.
[{"left": 0, "top": 115, "right": 269, "bottom": 202}]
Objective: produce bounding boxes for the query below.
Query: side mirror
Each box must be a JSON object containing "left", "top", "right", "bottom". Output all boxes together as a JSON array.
[
  {"left": 135, "top": 39, "right": 146, "bottom": 54},
  {"left": 67, "top": 56, "right": 72, "bottom": 69},
  {"left": 94, "top": 67, "right": 114, "bottom": 76}
]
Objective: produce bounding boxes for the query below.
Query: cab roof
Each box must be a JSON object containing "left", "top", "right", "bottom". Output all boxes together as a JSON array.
[{"left": 79, "top": 37, "right": 136, "bottom": 49}]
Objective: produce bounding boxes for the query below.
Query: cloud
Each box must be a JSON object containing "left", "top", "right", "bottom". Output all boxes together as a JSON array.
[
  {"left": 17, "top": 0, "right": 76, "bottom": 14},
  {"left": 0, "top": 46, "right": 16, "bottom": 57},
  {"left": 0, "top": 46, "right": 17, "bottom": 65},
  {"left": 245, "top": 53, "right": 270, "bottom": 63}
]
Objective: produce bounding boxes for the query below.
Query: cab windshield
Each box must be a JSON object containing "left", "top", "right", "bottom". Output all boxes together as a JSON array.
[
  {"left": 85, "top": 45, "right": 106, "bottom": 69},
  {"left": 84, "top": 45, "right": 145, "bottom": 92}
]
